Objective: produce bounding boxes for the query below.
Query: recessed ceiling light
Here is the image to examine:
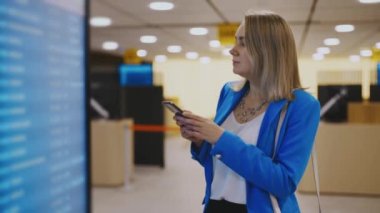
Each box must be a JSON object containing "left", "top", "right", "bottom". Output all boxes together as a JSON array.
[
  {"left": 155, "top": 55, "right": 167, "bottom": 63},
  {"left": 360, "top": 49, "right": 372, "bottom": 57},
  {"left": 324, "top": 38, "right": 340, "bottom": 46},
  {"left": 209, "top": 40, "right": 221, "bottom": 48},
  {"left": 102, "top": 41, "right": 118, "bottom": 50},
  {"left": 349, "top": 55, "right": 361, "bottom": 62},
  {"left": 186, "top": 52, "right": 199, "bottom": 60},
  {"left": 335, "top": 24, "right": 355, "bottom": 33},
  {"left": 167, "top": 45, "right": 182, "bottom": 53},
  {"left": 317, "top": 47, "right": 330, "bottom": 54},
  {"left": 137, "top": 49, "right": 147, "bottom": 57},
  {"left": 149, "top": 2, "right": 174, "bottom": 11},
  {"left": 140, "top": 35, "right": 157, "bottom": 44},
  {"left": 358, "top": 0, "right": 380, "bottom": 4},
  {"left": 222, "top": 48, "right": 230, "bottom": 56},
  {"left": 376, "top": 42, "right": 380, "bottom": 49},
  {"left": 312, "top": 53, "right": 324, "bottom": 61},
  {"left": 200, "top": 56, "right": 211, "bottom": 64},
  {"left": 189, "top": 27, "right": 208, "bottom": 36},
  {"left": 90, "top": 17, "right": 112, "bottom": 27}
]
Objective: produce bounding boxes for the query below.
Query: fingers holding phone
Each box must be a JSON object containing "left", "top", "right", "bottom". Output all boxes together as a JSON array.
[
  {"left": 174, "top": 112, "right": 203, "bottom": 143},
  {"left": 162, "top": 101, "right": 203, "bottom": 144}
]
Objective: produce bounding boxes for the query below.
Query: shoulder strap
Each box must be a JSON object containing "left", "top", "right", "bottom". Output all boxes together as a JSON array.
[
  {"left": 270, "top": 103, "right": 288, "bottom": 213},
  {"left": 272, "top": 103, "right": 288, "bottom": 159},
  {"left": 312, "top": 147, "right": 322, "bottom": 213},
  {"left": 272, "top": 103, "right": 322, "bottom": 213}
]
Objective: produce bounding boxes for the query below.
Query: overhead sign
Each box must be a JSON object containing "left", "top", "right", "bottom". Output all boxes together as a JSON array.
[
  {"left": 124, "top": 48, "right": 142, "bottom": 64},
  {"left": 218, "top": 23, "right": 239, "bottom": 46},
  {"left": 371, "top": 47, "right": 380, "bottom": 61}
]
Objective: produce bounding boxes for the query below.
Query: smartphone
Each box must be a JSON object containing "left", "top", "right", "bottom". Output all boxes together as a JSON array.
[{"left": 162, "top": 101, "right": 183, "bottom": 115}]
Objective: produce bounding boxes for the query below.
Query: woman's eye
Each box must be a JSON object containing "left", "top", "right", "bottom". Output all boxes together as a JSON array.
[
  {"left": 234, "top": 38, "right": 245, "bottom": 47},
  {"left": 237, "top": 39, "right": 245, "bottom": 47}
]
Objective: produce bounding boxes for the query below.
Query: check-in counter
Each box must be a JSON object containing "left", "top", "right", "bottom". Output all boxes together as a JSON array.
[
  {"left": 91, "top": 119, "right": 134, "bottom": 186},
  {"left": 348, "top": 102, "right": 380, "bottom": 124},
  {"left": 298, "top": 122, "right": 380, "bottom": 195}
]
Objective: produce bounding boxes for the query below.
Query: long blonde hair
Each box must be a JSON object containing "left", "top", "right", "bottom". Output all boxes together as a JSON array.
[{"left": 244, "top": 10, "right": 301, "bottom": 101}]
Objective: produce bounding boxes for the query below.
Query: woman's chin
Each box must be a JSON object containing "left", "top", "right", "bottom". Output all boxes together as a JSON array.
[{"left": 233, "top": 70, "right": 247, "bottom": 78}]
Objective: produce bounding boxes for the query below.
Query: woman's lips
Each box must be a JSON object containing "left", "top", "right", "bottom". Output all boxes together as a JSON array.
[{"left": 233, "top": 60, "right": 239, "bottom": 65}]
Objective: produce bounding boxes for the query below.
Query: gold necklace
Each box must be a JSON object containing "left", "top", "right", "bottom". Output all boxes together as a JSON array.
[{"left": 235, "top": 93, "right": 267, "bottom": 123}]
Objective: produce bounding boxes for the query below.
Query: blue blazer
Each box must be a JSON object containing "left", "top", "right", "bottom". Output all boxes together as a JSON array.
[{"left": 191, "top": 81, "right": 320, "bottom": 213}]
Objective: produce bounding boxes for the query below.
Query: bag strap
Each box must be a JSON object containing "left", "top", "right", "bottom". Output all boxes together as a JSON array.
[
  {"left": 312, "top": 147, "right": 322, "bottom": 213},
  {"left": 270, "top": 103, "right": 288, "bottom": 213},
  {"left": 272, "top": 103, "right": 322, "bottom": 213},
  {"left": 273, "top": 103, "right": 287, "bottom": 159}
]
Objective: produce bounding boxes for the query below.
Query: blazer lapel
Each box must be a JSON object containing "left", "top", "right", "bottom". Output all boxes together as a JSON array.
[{"left": 256, "top": 99, "right": 288, "bottom": 152}]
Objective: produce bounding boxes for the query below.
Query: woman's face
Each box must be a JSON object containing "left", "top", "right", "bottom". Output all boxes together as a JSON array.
[{"left": 229, "top": 24, "right": 253, "bottom": 79}]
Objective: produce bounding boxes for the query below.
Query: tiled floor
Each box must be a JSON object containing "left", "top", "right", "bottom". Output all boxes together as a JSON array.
[{"left": 92, "top": 136, "right": 380, "bottom": 213}]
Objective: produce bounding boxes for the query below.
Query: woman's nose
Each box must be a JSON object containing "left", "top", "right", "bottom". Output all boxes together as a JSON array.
[{"left": 229, "top": 46, "right": 238, "bottom": 56}]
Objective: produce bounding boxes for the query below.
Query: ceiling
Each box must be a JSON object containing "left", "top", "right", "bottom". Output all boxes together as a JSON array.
[{"left": 90, "top": 0, "right": 380, "bottom": 61}]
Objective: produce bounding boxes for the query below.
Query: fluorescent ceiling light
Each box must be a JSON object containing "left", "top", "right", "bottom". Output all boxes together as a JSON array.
[
  {"left": 167, "top": 45, "right": 182, "bottom": 53},
  {"left": 189, "top": 27, "right": 208, "bottom": 36},
  {"left": 360, "top": 49, "right": 372, "bottom": 57},
  {"left": 209, "top": 40, "right": 221, "bottom": 48},
  {"left": 90, "top": 17, "right": 112, "bottom": 27},
  {"left": 155, "top": 55, "right": 167, "bottom": 63},
  {"left": 376, "top": 42, "right": 380, "bottom": 49},
  {"left": 349, "top": 55, "right": 361, "bottom": 62},
  {"left": 140, "top": 35, "right": 157, "bottom": 43},
  {"left": 358, "top": 0, "right": 380, "bottom": 4},
  {"left": 324, "top": 38, "right": 340, "bottom": 46},
  {"left": 102, "top": 41, "right": 118, "bottom": 50},
  {"left": 186, "top": 52, "right": 199, "bottom": 60},
  {"left": 200, "top": 56, "right": 211, "bottom": 64},
  {"left": 317, "top": 47, "right": 330, "bottom": 54},
  {"left": 149, "top": 2, "right": 174, "bottom": 11},
  {"left": 137, "top": 49, "right": 147, "bottom": 57},
  {"left": 312, "top": 53, "right": 324, "bottom": 61},
  {"left": 335, "top": 24, "right": 355, "bottom": 33}
]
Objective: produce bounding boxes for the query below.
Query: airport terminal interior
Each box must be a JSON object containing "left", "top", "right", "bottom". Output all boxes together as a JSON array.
[{"left": 1, "top": 0, "right": 380, "bottom": 212}]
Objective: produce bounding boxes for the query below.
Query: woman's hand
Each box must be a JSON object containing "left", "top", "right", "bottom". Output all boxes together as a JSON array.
[
  {"left": 174, "top": 111, "right": 203, "bottom": 146},
  {"left": 174, "top": 111, "right": 224, "bottom": 144}
]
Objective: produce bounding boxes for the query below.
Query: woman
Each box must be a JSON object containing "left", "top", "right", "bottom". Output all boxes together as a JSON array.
[{"left": 174, "top": 10, "right": 320, "bottom": 213}]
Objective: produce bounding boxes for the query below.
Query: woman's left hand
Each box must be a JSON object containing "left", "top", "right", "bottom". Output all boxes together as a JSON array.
[{"left": 177, "top": 111, "right": 224, "bottom": 144}]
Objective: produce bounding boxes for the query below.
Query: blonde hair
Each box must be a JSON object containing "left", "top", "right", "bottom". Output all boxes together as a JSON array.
[{"left": 244, "top": 10, "right": 301, "bottom": 101}]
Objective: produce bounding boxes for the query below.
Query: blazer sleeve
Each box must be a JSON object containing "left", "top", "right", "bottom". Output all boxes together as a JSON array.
[
  {"left": 190, "top": 83, "right": 228, "bottom": 166},
  {"left": 210, "top": 97, "right": 320, "bottom": 198}
]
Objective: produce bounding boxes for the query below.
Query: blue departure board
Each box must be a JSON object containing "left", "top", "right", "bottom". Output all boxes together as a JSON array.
[
  {"left": 119, "top": 64, "right": 153, "bottom": 86},
  {"left": 0, "top": 0, "right": 89, "bottom": 212}
]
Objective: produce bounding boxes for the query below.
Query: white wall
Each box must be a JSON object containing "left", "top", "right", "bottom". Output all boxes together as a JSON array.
[
  {"left": 154, "top": 57, "right": 374, "bottom": 118},
  {"left": 298, "top": 58, "right": 363, "bottom": 95},
  {"left": 154, "top": 59, "right": 241, "bottom": 118},
  {"left": 298, "top": 58, "right": 376, "bottom": 99}
]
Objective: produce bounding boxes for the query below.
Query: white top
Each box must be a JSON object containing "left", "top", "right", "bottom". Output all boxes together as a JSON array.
[{"left": 210, "top": 111, "right": 265, "bottom": 204}]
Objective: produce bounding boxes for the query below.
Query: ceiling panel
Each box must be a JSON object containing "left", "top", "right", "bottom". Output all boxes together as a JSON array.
[
  {"left": 314, "top": 0, "right": 380, "bottom": 22},
  {"left": 90, "top": 0, "right": 380, "bottom": 61},
  {"left": 214, "top": 0, "right": 312, "bottom": 22},
  {"left": 90, "top": 0, "right": 145, "bottom": 26},
  {"left": 302, "top": 23, "right": 379, "bottom": 56},
  {"left": 98, "top": 0, "right": 221, "bottom": 25}
]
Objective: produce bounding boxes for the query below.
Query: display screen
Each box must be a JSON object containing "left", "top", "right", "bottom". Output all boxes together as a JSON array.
[
  {"left": 119, "top": 63, "right": 153, "bottom": 86},
  {"left": 0, "top": 0, "right": 89, "bottom": 212},
  {"left": 377, "top": 63, "right": 380, "bottom": 86}
]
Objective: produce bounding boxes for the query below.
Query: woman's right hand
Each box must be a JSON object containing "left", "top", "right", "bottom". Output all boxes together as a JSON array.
[{"left": 173, "top": 111, "right": 203, "bottom": 147}]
